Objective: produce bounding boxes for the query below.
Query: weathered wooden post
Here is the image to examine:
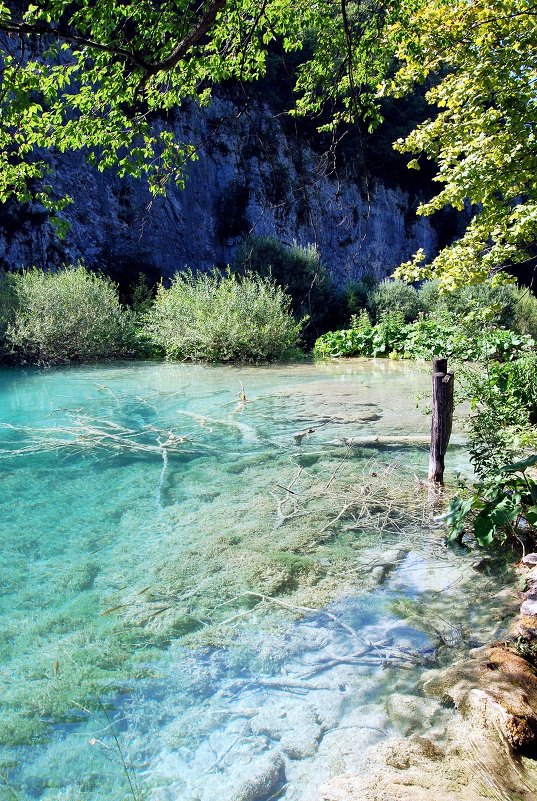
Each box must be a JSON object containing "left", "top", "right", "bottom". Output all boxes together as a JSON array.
[{"left": 428, "top": 357, "right": 454, "bottom": 485}]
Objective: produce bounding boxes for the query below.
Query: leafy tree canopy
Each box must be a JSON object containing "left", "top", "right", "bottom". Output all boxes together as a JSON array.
[
  {"left": 0, "top": 1, "right": 389, "bottom": 208},
  {"left": 387, "top": 0, "right": 537, "bottom": 289},
  {"left": 0, "top": 0, "right": 536, "bottom": 287}
]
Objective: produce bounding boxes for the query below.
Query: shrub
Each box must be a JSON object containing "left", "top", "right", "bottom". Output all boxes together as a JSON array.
[
  {"left": 441, "top": 351, "right": 537, "bottom": 548},
  {"left": 458, "top": 352, "right": 537, "bottom": 478},
  {"left": 342, "top": 277, "right": 379, "bottom": 319},
  {"left": 445, "top": 283, "right": 519, "bottom": 329},
  {"left": 371, "top": 310, "right": 407, "bottom": 357},
  {"left": 513, "top": 288, "right": 537, "bottom": 340},
  {"left": 313, "top": 317, "right": 534, "bottom": 362},
  {"left": 0, "top": 271, "right": 17, "bottom": 358},
  {"left": 417, "top": 279, "right": 441, "bottom": 315},
  {"left": 368, "top": 279, "right": 421, "bottom": 323},
  {"left": 129, "top": 273, "right": 156, "bottom": 316},
  {"left": 313, "top": 310, "right": 373, "bottom": 358},
  {"left": 5, "top": 266, "right": 133, "bottom": 365},
  {"left": 313, "top": 309, "right": 409, "bottom": 359},
  {"left": 233, "top": 236, "right": 336, "bottom": 341},
  {"left": 418, "top": 280, "right": 528, "bottom": 332},
  {"left": 144, "top": 269, "right": 302, "bottom": 363},
  {"left": 442, "top": 455, "right": 537, "bottom": 548}
]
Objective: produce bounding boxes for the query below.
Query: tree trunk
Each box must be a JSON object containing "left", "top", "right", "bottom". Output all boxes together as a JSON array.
[{"left": 428, "top": 357, "right": 454, "bottom": 484}]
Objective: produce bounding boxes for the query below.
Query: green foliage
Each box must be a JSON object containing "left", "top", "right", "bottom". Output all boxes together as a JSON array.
[
  {"left": 368, "top": 279, "right": 421, "bottom": 324},
  {"left": 417, "top": 280, "right": 537, "bottom": 334},
  {"left": 313, "top": 316, "right": 534, "bottom": 362},
  {"left": 144, "top": 269, "right": 302, "bottom": 363},
  {"left": 0, "top": 271, "right": 17, "bottom": 358},
  {"left": 459, "top": 353, "right": 537, "bottom": 478},
  {"left": 370, "top": 311, "right": 407, "bottom": 357},
  {"left": 233, "top": 236, "right": 336, "bottom": 341},
  {"left": 433, "top": 350, "right": 537, "bottom": 552},
  {"left": 312, "top": 309, "right": 373, "bottom": 357},
  {"left": 317, "top": 277, "right": 537, "bottom": 366},
  {"left": 0, "top": 1, "right": 387, "bottom": 213},
  {"left": 416, "top": 279, "right": 441, "bottom": 315},
  {"left": 389, "top": 0, "right": 537, "bottom": 288},
  {"left": 343, "top": 277, "right": 379, "bottom": 318},
  {"left": 129, "top": 273, "right": 156, "bottom": 316},
  {"left": 513, "top": 289, "right": 537, "bottom": 341},
  {"left": 4, "top": 266, "right": 134, "bottom": 365},
  {"left": 441, "top": 455, "right": 537, "bottom": 548}
]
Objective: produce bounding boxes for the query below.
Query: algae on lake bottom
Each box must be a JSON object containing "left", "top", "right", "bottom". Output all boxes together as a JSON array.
[{"left": 0, "top": 360, "right": 522, "bottom": 801}]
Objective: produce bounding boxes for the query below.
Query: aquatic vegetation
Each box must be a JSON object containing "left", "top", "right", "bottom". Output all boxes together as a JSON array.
[{"left": 0, "top": 361, "right": 522, "bottom": 800}]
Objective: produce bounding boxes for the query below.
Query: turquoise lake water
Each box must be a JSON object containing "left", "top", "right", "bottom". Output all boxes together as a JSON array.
[{"left": 0, "top": 360, "right": 514, "bottom": 801}]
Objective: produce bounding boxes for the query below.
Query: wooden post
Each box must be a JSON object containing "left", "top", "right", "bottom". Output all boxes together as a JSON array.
[{"left": 428, "top": 357, "right": 454, "bottom": 485}]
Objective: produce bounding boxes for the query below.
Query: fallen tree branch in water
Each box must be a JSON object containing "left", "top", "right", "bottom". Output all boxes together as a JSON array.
[
  {"left": 224, "top": 677, "right": 334, "bottom": 692},
  {"left": 345, "top": 435, "right": 431, "bottom": 447},
  {"left": 0, "top": 417, "right": 213, "bottom": 459}
]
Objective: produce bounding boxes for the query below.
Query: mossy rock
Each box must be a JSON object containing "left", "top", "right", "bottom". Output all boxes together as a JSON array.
[
  {"left": 295, "top": 454, "right": 321, "bottom": 468},
  {"left": 245, "top": 552, "right": 320, "bottom": 596},
  {"left": 169, "top": 613, "right": 203, "bottom": 637}
]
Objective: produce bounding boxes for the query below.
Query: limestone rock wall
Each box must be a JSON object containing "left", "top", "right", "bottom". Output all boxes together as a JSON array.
[{"left": 0, "top": 96, "right": 440, "bottom": 284}]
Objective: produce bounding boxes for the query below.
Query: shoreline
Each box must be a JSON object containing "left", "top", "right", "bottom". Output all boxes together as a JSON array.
[{"left": 318, "top": 554, "right": 537, "bottom": 801}]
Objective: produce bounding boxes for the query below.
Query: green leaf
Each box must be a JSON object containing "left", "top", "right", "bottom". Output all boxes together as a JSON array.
[
  {"left": 525, "top": 506, "right": 537, "bottom": 525},
  {"left": 499, "top": 455, "right": 537, "bottom": 474},
  {"left": 473, "top": 511, "right": 496, "bottom": 547}
]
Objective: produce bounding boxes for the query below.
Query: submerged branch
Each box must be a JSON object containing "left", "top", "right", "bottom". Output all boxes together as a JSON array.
[{"left": 0, "top": 417, "right": 215, "bottom": 460}]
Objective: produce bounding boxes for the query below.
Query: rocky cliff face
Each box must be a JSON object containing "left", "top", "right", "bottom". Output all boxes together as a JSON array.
[{"left": 0, "top": 94, "right": 441, "bottom": 285}]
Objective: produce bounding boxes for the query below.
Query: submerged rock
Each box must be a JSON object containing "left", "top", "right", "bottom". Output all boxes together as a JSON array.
[
  {"left": 424, "top": 644, "right": 537, "bottom": 754},
  {"left": 250, "top": 708, "right": 287, "bottom": 740},
  {"left": 385, "top": 693, "right": 441, "bottom": 737},
  {"left": 280, "top": 710, "right": 322, "bottom": 760},
  {"left": 249, "top": 704, "right": 323, "bottom": 760},
  {"left": 228, "top": 750, "right": 285, "bottom": 801},
  {"left": 316, "top": 717, "right": 537, "bottom": 801},
  {"left": 317, "top": 736, "right": 464, "bottom": 801}
]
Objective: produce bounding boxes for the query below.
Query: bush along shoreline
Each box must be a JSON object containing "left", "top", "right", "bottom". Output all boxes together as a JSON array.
[
  {"left": 143, "top": 269, "right": 303, "bottom": 363},
  {"left": 2, "top": 265, "right": 537, "bottom": 372},
  {"left": 0, "top": 265, "right": 304, "bottom": 366},
  {"left": 313, "top": 274, "right": 537, "bottom": 362},
  {"left": 0, "top": 266, "right": 135, "bottom": 365}
]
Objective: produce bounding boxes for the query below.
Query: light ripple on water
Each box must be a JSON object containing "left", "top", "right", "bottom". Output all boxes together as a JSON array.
[{"left": 0, "top": 360, "right": 514, "bottom": 801}]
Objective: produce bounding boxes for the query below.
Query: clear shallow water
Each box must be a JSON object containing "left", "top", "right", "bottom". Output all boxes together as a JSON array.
[{"left": 0, "top": 360, "right": 513, "bottom": 801}]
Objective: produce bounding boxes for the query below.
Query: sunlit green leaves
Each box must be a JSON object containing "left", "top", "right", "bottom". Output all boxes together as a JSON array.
[
  {"left": 442, "top": 457, "right": 537, "bottom": 548},
  {"left": 386, "top": 0, "right": 537, "bottom": 288},
  {"left": 0, "top": 0, "right": 398, "bottom": 212}
]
